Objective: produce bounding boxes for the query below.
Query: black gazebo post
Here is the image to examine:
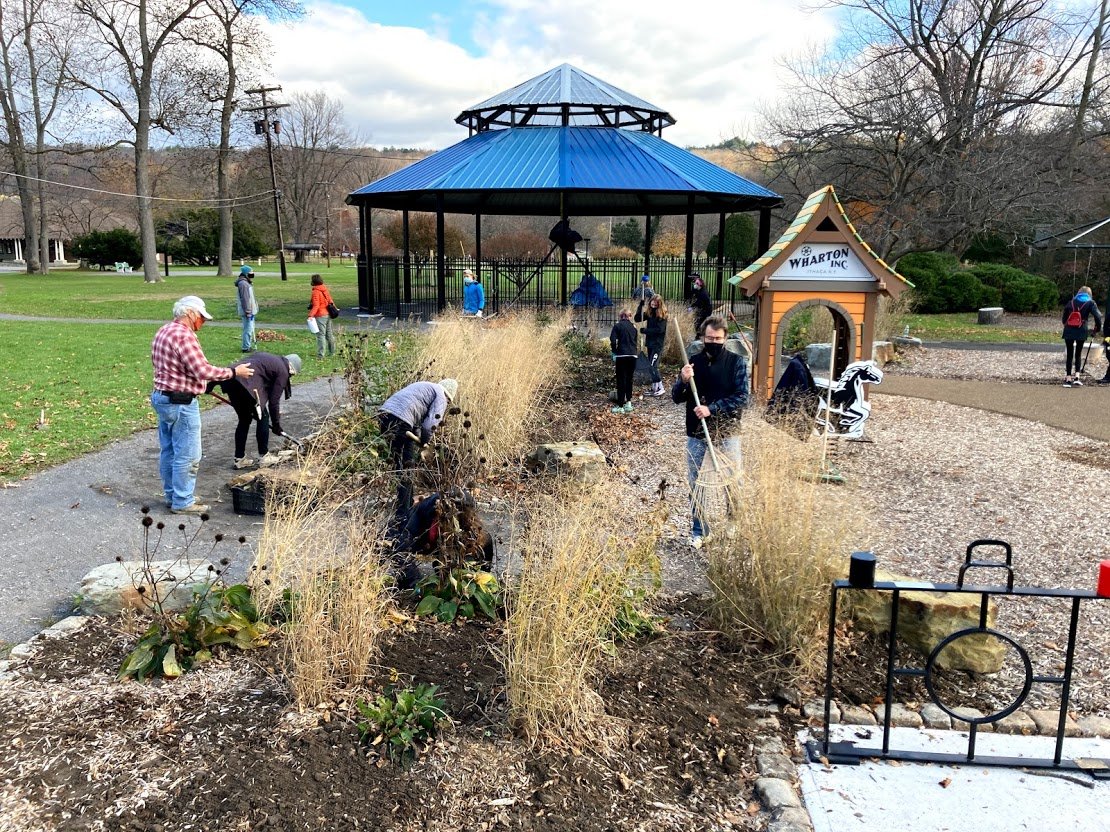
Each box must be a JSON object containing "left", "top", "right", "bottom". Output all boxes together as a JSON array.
[
  {"left": 560, "top": 203, "right": 569, "bottom": 306},
  {"left": 759, "top": 207, "right": 772, "bottom": 256},
  {"left": 436, "top": 193, "right": 446, "bottom": 312},
  {"left": 402, "top": 210, "right": 412, "bottom": 305},
  {"left": 716, "top": 212, "right": 726, "bottom": 298},
  {"left": 357, "top": 205, "right": 374, "bottom": 312},
  {"left": 684, "top": 196, "right": 695, "bottom": 292},
  {"left": 642, "top": 214, "right": 652, "bottom": 289}
]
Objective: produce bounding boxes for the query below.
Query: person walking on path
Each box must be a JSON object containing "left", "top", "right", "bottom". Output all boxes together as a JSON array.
[
  {"left": 307, "top": 274, "right": 337, "bottom": 357},
  {"left": 152, "top": 296, "right": 254, "bottom": 514},
  {"left": 689, "top": 273, "right": 713, "bottom": 335},
  {"left": 462, "top": 269, "right": 485, "bottom": 317},
  {"left": 1062, "top": 285, "right": 1102, "bottom": 387},
  {"left": 610, "top": 310, "right": 639, "bottom": 413},
  {"left": 378, "top": 378, "right": 459, "bottom": 527},
  {"left": 671, "top": 315, "right": 748, "bottom": 548},
  {"left": 636, "top": 294, "right": 668, "bottom": 396},
  {"left": 235, "top": 265, "right": 258, "bottom": 352},
  {"left": 210, "top": 352, "right": 301, "bottom": 469}
]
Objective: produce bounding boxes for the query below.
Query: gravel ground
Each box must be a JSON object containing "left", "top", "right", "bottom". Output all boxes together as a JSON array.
[
  {"left": 833, "top": 389, "right": 1110, "bottom": 716},
  {"left": 896, "top": 343, "right": 1109, "bottom": 383}
]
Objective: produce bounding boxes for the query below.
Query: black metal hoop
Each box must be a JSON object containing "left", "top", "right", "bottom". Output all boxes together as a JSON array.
[{"left": 923, "top": 627, "right": 1033, "bottom": 725}]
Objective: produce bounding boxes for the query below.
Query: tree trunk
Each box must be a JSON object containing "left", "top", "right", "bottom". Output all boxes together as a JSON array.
[
  {"left": 135, "top": 96, "right": 162, "bottom": 283},
  {"left": 216, "top": 29, "right": 235, "bottom": 277}
]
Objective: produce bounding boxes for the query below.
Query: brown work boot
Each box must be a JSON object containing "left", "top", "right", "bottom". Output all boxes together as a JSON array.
[{"left": 171, "top": 503, "right": 210, "bottom": 515}]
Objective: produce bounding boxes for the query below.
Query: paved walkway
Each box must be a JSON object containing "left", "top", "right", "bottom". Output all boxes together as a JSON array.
[
  {"left": 874, "top": 375, "right": 1110, "bottom": 443},
  {"left": 0, "top": 377, "right": 347, "bottom": 646}
]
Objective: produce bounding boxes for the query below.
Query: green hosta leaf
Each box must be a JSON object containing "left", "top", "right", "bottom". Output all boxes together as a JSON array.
[
  {"left": 474, "top": 592, "right": 498, "bottom": 620},
  {"left": 414, "top": 595, "right": 442, "bottom": 616},
  {"left": 436, "top": 600, "right": 458, "bottom": 623},
  {"left": 458, "top": 602, "right": 475, "bottom": 620},
  {"left": 118, "top": 642, "right": 156, "bottom": 681},
  {"left": 161, "top": 644, "right": 183, "bottom": 678},
  {"left": 193, "top": 648, "right": 213, "bottom": 664}
]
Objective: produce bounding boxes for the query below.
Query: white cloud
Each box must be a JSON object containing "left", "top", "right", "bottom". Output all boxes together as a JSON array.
[{"left": 259, "top": 0, "right": 838, "bottom": 149}]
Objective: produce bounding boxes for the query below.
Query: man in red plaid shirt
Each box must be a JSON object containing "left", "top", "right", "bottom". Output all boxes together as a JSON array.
[{"left": 152, "top": 296, "right": 254, "bottom": 514}]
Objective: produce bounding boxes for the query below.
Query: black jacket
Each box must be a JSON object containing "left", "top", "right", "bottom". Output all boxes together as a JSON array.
[
  {"left": 671, "top": 349, "right": 748, "bottom": 438},
  {"left": 1061, "top": 297, "right": 1102, "bottom": 340},
  {"left": 635, "top": 302, "right": 667, "bottom": 350},
  {"left": 691, "top": 287, "right": 712, "bottom": 324},
  {"left": 212, "top": 352, "right": 292, "bottom": 434},
  {"left": 609, "top": 319, "right": 639, "bottom": 357}
]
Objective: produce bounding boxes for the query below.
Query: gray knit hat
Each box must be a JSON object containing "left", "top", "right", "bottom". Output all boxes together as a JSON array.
[{"left": 285, "top": 354, "right": 302, "bottom": 375}]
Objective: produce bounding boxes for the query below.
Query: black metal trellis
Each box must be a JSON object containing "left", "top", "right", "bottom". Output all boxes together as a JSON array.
[{"left": 807, "top": 540, "right": 1110, "bottom": 778}]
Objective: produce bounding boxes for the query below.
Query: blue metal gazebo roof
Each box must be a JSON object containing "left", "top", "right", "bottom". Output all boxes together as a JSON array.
[{"left": 348, "top": 126, "right": 780, "bottom": 216}]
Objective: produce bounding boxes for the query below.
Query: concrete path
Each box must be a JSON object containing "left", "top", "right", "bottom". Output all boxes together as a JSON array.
[
  {"left": 874, "top": 376, "right": 1110, "bottom": 443},
  {"left": 799, "top": 725, "right": 1110, "bottom": 832},
  {"left": 0, "top": 376, "right": 347, "bottom": 646}
]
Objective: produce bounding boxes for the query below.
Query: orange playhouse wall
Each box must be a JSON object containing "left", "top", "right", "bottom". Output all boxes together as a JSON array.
[{"left": 764, "top": 292, "right": 866, "bottom": 392}]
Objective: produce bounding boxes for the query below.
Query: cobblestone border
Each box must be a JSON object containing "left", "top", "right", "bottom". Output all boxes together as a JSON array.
[{"left": 748, "top": 696, "right": 1110, "bottom": 832}]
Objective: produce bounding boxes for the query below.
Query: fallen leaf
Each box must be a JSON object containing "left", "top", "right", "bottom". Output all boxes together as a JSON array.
[{"left": 939, "top": 777, "right": 952, "bottom": 788}]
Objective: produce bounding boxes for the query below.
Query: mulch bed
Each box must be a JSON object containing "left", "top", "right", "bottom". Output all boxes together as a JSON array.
[{"left": 1, "top": 601, "right": 772, "bottom": 832}]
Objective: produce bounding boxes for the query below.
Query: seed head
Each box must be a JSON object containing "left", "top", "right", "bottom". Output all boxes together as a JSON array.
[
  {"left": 136, "top": 585, "right": 146, "bottom": 594},
  {"left": 200, "top": 513, "right": 210, "bottom": 522},
  {"left": 463, "top": 420, "right": 472, "bottom": 429},
  {"left": 115, "top": 555, "right": 123, "bottom": 562},
  {"left": 178, "top": 523, "right": 186, "bottom": 531},
  {"left": 156, "top": 522, "right": 165, "bottom": 530},
  {"left": 140, "top": 505, "right": 150, "bottom": 515},
  {"left": 141, "top": 516, "right": 154, "bottom": 527},
  {"left": 214, "top": 533, "right": 224, "bottom": 542},
  {"left": 220, "top": 557, "right": 229, "bottom": 566},
  {"left": 238, "top": 536, "right": 247, "bottom": 544},
  {"left": 263, "top": 578, "right": 271, "bottom": 586}
]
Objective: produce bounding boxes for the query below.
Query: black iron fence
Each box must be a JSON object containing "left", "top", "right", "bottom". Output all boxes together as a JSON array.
[{"left": 362, "top": 255, "right": 751, "bottom": 324}]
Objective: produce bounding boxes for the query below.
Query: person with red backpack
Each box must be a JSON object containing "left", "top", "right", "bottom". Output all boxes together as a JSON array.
[{"left": 1062, "top": 285, "right": 1102, "bottom": 387}]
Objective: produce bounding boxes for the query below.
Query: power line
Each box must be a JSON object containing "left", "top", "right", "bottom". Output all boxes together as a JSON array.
[{"left": 0, "top": 170, "right": 276, "bottom": 204}]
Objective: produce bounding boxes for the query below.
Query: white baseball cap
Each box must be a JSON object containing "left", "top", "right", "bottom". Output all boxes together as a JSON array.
[{"left": 175, "top": 295, "right": 212, "bottom": 320}]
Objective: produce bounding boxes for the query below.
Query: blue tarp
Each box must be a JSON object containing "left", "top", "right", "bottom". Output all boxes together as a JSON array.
[{"left": 569, "top": 274, "right": 613, "bottom": 308}]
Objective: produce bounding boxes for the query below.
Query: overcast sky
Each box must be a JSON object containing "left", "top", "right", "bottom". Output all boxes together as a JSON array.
[{"left": 258, "top": 0, "right": 841, "bottom": 150}]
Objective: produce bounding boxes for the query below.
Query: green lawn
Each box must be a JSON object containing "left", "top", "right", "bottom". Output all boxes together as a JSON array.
[
  {"left": 0, "top": 262, "right": 360, "bottom": 325},
  {"left": 903, "top": 313, "right": 1058, "bottom": 344},
  {"left": 0, "top": 319, "right": 347, "bottom": 480}
]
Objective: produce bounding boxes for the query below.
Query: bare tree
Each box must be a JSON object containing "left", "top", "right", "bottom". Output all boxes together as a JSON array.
[
  {"left": 759, "top": 0, "right": 1108, "bottom": 259},
  {"left": 275, "top": 90, "right": 357, "bottom": 246},
  {"left": 72, "top": 0, "right": 208, "bottom": 282},
  {"left": 179, "top": 0, "right": 298, "bottom": 276},
  {"left": 0, "top": 0, "right": 80, "bottom": 273}
]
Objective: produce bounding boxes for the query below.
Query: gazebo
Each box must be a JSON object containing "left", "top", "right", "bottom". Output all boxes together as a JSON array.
[{"left": 347, "top": 64, "right": 782, "bottom": 316}]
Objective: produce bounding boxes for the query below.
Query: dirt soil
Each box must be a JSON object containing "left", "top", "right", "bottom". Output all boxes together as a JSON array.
[{"left": 0, "top": 602, "right": 773, "bottom": 832}]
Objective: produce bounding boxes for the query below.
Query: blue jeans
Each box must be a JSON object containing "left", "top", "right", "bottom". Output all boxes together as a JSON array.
[
  {"left": 152, "top": 392, "right": 203, "bottom": 510},
  {"left": 241, "top": 315, "right": 255, "bottom": 350},
  {"left": 686, "top": 433, "right": 741, "bottom": 537}
]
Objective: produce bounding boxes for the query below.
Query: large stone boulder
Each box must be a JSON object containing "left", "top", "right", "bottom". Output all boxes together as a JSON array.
[
  {"left": 526, "top": 441, "right": 607, "bottom": 483},
  {"left": 845, "top": 567, "right": 1005, "bottom": 673},
  {"left": 79, "top": 559, "right": 215, "bottom": 615},
  {"left": 871, "top": 341, "right": 896, "bottom": 365}
]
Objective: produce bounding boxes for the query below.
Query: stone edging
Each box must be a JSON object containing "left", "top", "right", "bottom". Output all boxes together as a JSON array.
[{"left": 0, "top": 615, "right": 90, "bottom": 682}]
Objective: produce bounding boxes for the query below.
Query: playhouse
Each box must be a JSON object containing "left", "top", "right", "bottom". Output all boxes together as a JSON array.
[{"left": 730, "top": 186, "right": 912, "bottom": 398}]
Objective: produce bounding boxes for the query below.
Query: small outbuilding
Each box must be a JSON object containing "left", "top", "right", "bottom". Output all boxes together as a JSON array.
[{"left": 730, "top": 186, "right": 912, "bottom": 398}]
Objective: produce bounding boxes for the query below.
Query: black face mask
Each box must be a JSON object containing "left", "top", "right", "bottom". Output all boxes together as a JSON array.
[{"left": 703, "top": 342, "right": 724, "bottom": 359}]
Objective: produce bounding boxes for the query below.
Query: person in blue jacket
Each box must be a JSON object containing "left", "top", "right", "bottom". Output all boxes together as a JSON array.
[
  {"left": 1061, "top": 285, "right": 1102, "bottom": 387},
  {"left": 462, "top": 269, "right": 485, "bottom": 317}
]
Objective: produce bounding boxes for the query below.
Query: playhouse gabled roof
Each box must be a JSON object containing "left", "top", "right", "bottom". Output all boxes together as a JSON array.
[{"left": 729, "top": 185, "right": 911, "bottom": 296}]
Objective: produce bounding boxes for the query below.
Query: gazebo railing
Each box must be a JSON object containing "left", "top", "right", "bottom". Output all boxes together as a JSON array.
[{"left": 367, "top": 255, "right": 750, "bottom": 324}]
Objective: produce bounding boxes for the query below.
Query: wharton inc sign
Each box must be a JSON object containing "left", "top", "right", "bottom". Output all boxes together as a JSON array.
[{"left": 773, "top": 243, "right": 870, "bottom": 280}]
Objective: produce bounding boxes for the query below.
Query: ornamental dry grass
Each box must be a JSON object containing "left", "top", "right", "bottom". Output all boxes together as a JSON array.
[
  {"left": 251, "top": 443, "right": 393, "bottom": 708},
  {"left": 706, "top": 418, "right": 868, "bottom": 687},
  {"left": 418, "top": 312, "right": 569, "bottom": 465},
  {"left": 502, "top": 487, "right": 664, "bottom": 748}
]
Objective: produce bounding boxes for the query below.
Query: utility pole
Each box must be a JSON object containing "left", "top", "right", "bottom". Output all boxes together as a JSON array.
[
  {"left": 317, "top": 180, "right": 332, "bottom": 268},
  {"left": 245, "top": 85, "right": 289, "bottom": 281}
]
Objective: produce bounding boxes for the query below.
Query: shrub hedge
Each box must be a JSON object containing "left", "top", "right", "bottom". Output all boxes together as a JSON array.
[{"left": 897, "top": 252, "right": 1057, "bottom": 314}]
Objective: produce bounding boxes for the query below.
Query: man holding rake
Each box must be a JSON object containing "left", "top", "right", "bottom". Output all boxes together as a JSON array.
[{"left": 672, "top": 315, "right": 748, "bottom": 549}]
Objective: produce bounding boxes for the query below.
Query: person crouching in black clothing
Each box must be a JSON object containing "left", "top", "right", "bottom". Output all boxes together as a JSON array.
[{"left": 210, "top": 352, "right": 301, "bottom": 468}]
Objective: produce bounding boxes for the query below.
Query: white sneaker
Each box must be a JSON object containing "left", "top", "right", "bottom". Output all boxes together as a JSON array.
[
  {"left": 1073, "top": 378, "right": 1084, "bottom": 387},
  {"left": 233, "top": 457, "right": 254, "bottom": 470},
  {"left": 257, "top": 452, "right": 282, "bottom": 467},
  {"left": 689, "top": 534, "right": 705, "bottom": 550}
]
